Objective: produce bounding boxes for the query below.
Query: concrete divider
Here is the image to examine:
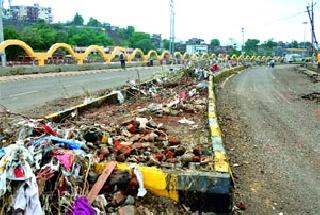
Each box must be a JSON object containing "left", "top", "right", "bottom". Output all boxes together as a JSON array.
[
  {"left": 40, "top": 66, "right": 245, "bottom": 212},
  {"left": 0, "top": 62, "right": 161, "bottom": 76}
]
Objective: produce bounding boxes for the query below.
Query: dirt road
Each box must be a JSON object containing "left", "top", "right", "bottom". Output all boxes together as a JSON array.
[{"left": 217, "top": 65, "right": 320, "bottom": 214}]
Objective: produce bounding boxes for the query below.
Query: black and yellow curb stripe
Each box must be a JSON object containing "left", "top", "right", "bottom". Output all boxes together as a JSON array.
[{"left": 40, "top": 67, "right": 245, "bottom": 211}]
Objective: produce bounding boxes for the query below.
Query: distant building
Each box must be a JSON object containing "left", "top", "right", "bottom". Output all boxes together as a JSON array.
[
  {"left": 186, "top": 44, "right": 208, "bottom": 54},
  {"left": 186, "top": 38, "right": 205, "bottom": 45},
  {"left": 174, "top": 42, "right": 186, "bottom": 53},
  {"left": 211, "top": 45, "right": 234, "bottom": 54},
  {"left": 5, "top": 3, "right": 53, "bottom": 23}
]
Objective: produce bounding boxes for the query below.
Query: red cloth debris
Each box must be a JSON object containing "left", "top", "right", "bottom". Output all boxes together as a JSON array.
[
  {"left": 14, "top": 167, "right": 25, "bottom": 178},
  {"left": 210, "top": 64, "right": 219, "bottom": 72},
  {"left": 41, "top": 124, "right": 57, "bottom": 136},
  {"left": 178, "top": 91, "right": 187, "bottom": 101}
]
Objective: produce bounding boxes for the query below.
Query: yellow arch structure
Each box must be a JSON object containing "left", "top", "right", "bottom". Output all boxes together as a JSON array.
[
  {"left": 266, "top": 56, "right": 272, "bottom": 61},
  {"left": 0, "top": 39, "right": 206, "bottom": 66},
  {"left": 201, "top": 53, "right": 209, "bottom": 58},
  {"left": 174, "top": 52, "right": 182, "bottom": 61},
  {"left": 159, "top": 50, "right": 170, "bottom": 61},
  {"left": 147, "top": 50, "right": 158, "bottom": 61},
  {"left": 231, "top": 55, "right": 237, "bottom": 60},
  {"left": 37, "top": 43, "right": 79, "bottom": 65},
  {"left": 128, "top": 48, "right": 145, "bottom": 63},
  {"left": 74, "top": 45, "right": 108, "bottom": 64},
  {"left": 48, "top": 43, "right": 77, "bottom": 59},
  {"left": 182, "top": 52, "right": 190, "bottom": 61},
  {"left": 0, "top": 39, "right": 35, "bottom": 58},
  {"left": 211, "top": 53, "right": 217, "bottom": 59},
  {"left": 191, "top": 53, "right": 200, "bottom": 60}
]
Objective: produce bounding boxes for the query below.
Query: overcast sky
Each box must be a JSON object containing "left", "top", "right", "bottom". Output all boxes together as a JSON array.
[{"left": 6, "top": 0, "right": 318, "bottom": 45}]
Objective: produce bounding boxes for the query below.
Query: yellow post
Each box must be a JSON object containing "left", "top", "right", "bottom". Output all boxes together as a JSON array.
[
  {"left": 37, "top": 58, "right": 45, "bottom": 66},
  {"left": 77, "top": 58, "right": 84, "bottom": 64}
]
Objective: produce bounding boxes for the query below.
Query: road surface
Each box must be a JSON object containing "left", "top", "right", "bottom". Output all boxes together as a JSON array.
[
  {"left": 217, "top": 65, "right": 320, "bottom": 214},
  {"left": 0, "top": 65, "right": 180, "bottom": 112}
]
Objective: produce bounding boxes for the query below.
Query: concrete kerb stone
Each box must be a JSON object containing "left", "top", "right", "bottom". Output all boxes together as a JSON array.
[
  {"left": 0, "top": 62, "right": 161, "bottom": 77},
  {"left": 209, "top": 65, "right": 245, "bottom": 175},
  {"left": 39, "top": 68, "right": 243, "bottom": 212}
]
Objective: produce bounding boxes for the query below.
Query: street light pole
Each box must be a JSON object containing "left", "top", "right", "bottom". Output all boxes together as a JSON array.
[
  {"left": 169, "top": 0, "right": 174, "bottom": 55},
  {"left": 241, "top": 27, "right": 245, "bottom": 54},
  {"left": 0, "top": 0, "right": 6, "bottom": 67},
  {"left": 303, "top": 21, "right": 308, "bottom": 57}
]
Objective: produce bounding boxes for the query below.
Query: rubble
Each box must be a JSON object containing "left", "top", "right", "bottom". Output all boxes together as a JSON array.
[{"left": 0, "top": 67, "right": 218, "bottom": 214}]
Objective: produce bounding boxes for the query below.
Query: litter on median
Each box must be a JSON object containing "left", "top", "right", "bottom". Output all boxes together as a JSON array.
[{"left": 0, "top": 66, "right": 233, "bottom": 214}]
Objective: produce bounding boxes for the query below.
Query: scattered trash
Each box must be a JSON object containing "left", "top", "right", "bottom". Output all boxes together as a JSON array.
[
  {"left": 236, "top": 202, "right": 246, "bottom": 210},
  {"left": 0, "top": 69, "right": 217, "bottom": 214},
  {"left": 178, "top": 118, "right": 196, "bottom": 125},
  {"left": 233, "top": 163, "right": 241, "bottom": 167}
]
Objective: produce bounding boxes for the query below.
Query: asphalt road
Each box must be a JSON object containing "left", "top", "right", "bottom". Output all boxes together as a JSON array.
[
  {"left": 217, "top": 65, "right": 320, "bottom": 214},
  {"left": 0, "top": 65, "right": 180, "bottom": 112}
]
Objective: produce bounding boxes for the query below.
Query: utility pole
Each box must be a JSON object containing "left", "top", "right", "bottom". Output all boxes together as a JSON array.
[
  {"left": 0, "top": 0, "right": 6, "bottom": 67},
  {"left": 241, "top": 27, "right": 245, "bottom": 54},
  {"left": 169, "top": 0, "right": 174, "bottom": 55},
  {"left": 307, "top": 0, "right": 318, "bottom": 55}
]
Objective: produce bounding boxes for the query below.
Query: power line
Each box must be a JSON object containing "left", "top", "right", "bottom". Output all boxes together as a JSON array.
[{"left": 263, "top": 10, "right": 306, "bottom": 26}]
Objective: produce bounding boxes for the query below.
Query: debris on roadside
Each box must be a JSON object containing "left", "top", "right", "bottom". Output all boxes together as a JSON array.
[{"left": 0, "top": 68, "right": 217, "bottom": 214}]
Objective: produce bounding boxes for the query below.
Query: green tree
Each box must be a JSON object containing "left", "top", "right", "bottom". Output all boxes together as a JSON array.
[
  {"left": 21, "top": 27, "right": 44, "bottom": 50},
  {"left": 4, "top": 26, "right": 23, "bottom": 60},
  {"left": 87, "top": 17, "right": 101, "bottom": 27},
  {"left": 4, "top": 26, "right": 20, "bottom": 40},
  {"left": 264, "top": 39, "right": 277, "bottom": 49},
  {"left": 261, "top": 39, "right": 278, "bottom": 56},
  {"left": 127, "top": 26, "right": 135, "bottom": 37},
  {"left": 20, "top": 23, "right": 59, "bottom": 50},
  {"left": 162, "top": 39, "right": 170, "bottom": 50},
  {"left": 130, "top": 32, "right": 154, "bottom": 52},
  {"left": 243, "top": 39, "right": 260, "bottom": 54},
  {"left": 210, "top": 39, "right": 220, "bottom": 47},
  {"left": 71, "top": 13, "right": 84, "bottom": 26},
  {"left": 290, "top": 40, "right": 298, "bottom": 48},
  {"left": 67, "top": 27, "right": 114, "bottom": 46},
  {"left": 135, "top": 39, "right": 154, "bottom": 53}
]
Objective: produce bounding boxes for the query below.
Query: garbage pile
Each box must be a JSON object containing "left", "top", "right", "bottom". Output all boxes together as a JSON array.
[{"left": 0, "top": 70, "right": 212, "bottom": 214}]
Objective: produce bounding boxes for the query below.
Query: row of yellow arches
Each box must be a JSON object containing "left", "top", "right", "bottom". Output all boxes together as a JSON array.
[{"left": 0, "top": 39, "right": 283, "bottom": 66}]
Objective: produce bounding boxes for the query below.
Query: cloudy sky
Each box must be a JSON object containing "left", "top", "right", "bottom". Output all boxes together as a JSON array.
[{"left": 6, "top": 0, "right": 317, "bottom": 45}]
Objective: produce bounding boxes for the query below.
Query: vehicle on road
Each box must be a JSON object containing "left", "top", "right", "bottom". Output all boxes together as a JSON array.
[{"left": 284, "top": 54, "right": 303, "bottom": 63}]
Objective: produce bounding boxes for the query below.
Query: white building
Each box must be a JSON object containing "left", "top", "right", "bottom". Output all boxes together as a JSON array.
[
  {"left": 5, "top": 4, "right": 53, "bottom": 23},
  {"left": 186, "top": 44, "right": 209, "bottom": 55},
  {"left": 36, "top": 4, "right": 53, "bottom": 23}
]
